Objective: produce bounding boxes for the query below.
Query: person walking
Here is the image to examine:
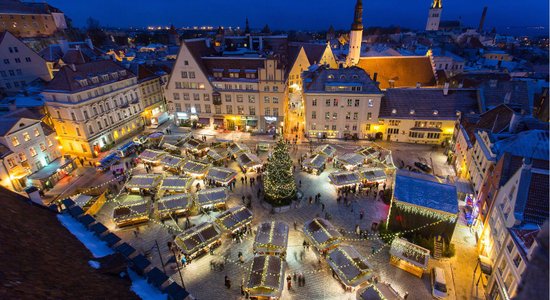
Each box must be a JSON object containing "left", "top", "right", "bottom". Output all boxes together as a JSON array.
[
  {"left": 225, "top": 275, "right": 231, "bottom": 289},
  {"left": 321, "top": 202, "right": 325, "bottom": 212},
  {"left": 286, "top": 275, "right": 292, "bottom": 290}
]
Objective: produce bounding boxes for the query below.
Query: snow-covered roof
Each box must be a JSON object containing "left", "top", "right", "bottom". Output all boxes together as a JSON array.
[
  {"left": 196, "top": 187, "right": 228, "bottom": 206},
  {"left": 328, "top": 171, "right": 361, "bottom": 186},
  {"left": 138, "top": 149, "right": 166, "bottom": 162},
  {"left": 236, "top": 152, "right": 262, "bottom": 169},
  {"left": 214, "top": 205, "right": 253, "bottom": 232},
  {"left": 254, "top": 221, "right": 289, "bottom": 251},
  {"left": 394, "top": 170, "right": 458, "bottom": 215},
  {"left": 326, "top": 245, "right": 374, "bottom": 287},
  {"left": 358, "top": 168, "right": 386, "bottom": 182},
  {"left": 303, "top": 154, "right": 327, "bottom": 170},
  {"left": 159, "top": 176, "right": 193, "bottom": 191},
  {"left": 337, "top": 153, "right": 366, "bottom": 167},
  {"left": 314, "top": 144, "right": 337, "bottom": 157},
  {"left": 126, "top": 174, "right": 162, "bottom": 189},
  {"left": 206, "top": 167, "right": 237, "bottom": 183}
]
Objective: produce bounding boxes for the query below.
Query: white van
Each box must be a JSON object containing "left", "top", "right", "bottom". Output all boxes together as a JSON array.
[{"left": 431, "top": 267, "right": 448, "bottom": 299}]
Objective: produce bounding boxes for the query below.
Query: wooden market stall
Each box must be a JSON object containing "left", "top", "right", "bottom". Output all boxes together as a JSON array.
[
  {"left": 328, "top": 170, "right": 361, "bottom": 190},
  {"left": 327, "top": 245, "right": 374, "bottom": 291},
  {"left": 138, "top": 149, "right": 166, "bottom": 165},
  {"left": 335, "top": 153, "right": 366, "bottom": 170},
  {"left": 113, "top": 195, "right": 150, "bottom": 227},
  {"left": 181, "top": 160, "right": 210, "bottom": 178},
  {"left": 253, "top": 221, "right": 289, "bottom": 258},
  {"left": 206, "top": 148, "right": 227, "bottom": 164},
  {"left": 303, "top": 218, "right": 343, "bottom": 253},
  {"left": 314, "top": 144, "right": 337, "bottom": 158},
  {"left": 236, "top": 152, "right": 263, "bottom": 173},
  {"left": 159, "top": 154, "right": 185, "bottom": 173},
  {"left": 205, "top": 167, "right": 238, "bottom": 186},
  {"left": 174, "top": 222, "right": 222, "bottom": 259},
  {"left": 358, "top": 168, "right": 387, "bottom": 184},
  {"left": 159, "top": 176, "right": 194, "bottom": 195},
  {"left": 182, "top": 137, "right": 205, "bottom": 153},
  {"left": 301, "top": 153, "right": 328, "bottom": 175},
  {"left": 245, "top": 255, "right": 285, "bottom": 300},
  {"left": 389, "top": 237, "right": 430, "bottom": 278},
  {"left": 228, "top": 142, "right": 250, "bottom": 158},
  {"left": 214, "top": 205, "right": 253, "bottom": 233},
  {"left": 357, "top": 282, "right": 403, "bottom": 300},
  {"left": 157, "top": 194, "right": 192, "bottom": 220},
  {"left": 125, "top": 174, "right": 162, "bottom": 194},
  {"left": 196, "top": 187, "right": 229, "bottom": 210},
  {"left": 356, "top": 146, "right": 380, "bottom": 160}
]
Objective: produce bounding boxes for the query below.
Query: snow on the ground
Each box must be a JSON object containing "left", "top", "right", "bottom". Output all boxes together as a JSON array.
[
  {"left": 128, "top": 269, "right": 167, "bottom": 300},
  {"left": 57, "top": 214, "right": 114, "bottom": 258},
  {"left": 88, "top": 260, "right": 101, "bottom": 269}
]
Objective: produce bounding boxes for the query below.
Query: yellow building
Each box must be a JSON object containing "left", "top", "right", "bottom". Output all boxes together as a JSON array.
[
  {"left": 129, "top": 64, "right": 168, "bottom": 127},
  {"left": 377, "top": 86, "right": 480, "bottom": 144},
  {"left": 287, "top": 42, "right": 338, "bottom": 91}
]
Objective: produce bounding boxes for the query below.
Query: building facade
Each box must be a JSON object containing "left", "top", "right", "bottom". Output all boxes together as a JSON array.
[
  {"left": 426, "top": 0, "right": 443, "bottom": 31},
  {"left": 0, "top": 31, "right": 52, "bottom": 93},
  {"left": 0, "top": 0, "right": 67, "bottom": 38},
  {"left": 303, "top": 66, "right": 382, "bottom": 139},
  {"left": 42, "top": 60, "right": 143, "bottom": 158}
]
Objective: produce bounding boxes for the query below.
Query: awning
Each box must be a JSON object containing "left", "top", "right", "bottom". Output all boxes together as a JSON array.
[
  {"left": 28, "top": 156, "right": 74, "bottom": 181},
  {"left": 247, "top": 119, "right": 258, "bottom": 126},
  {"left": 198, "top": 117, "right": 210, "bottom": 125},
  {"left": 213, "top": 118, "right": 224, "bottom": 125}
]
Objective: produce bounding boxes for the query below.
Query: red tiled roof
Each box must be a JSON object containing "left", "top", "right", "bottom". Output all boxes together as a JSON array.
[
  {"left": 202, "top": 57, "right": 264, "bottom": 78},
  {"left": 356, "top": 56, "right": 436, "bottom": 89}
]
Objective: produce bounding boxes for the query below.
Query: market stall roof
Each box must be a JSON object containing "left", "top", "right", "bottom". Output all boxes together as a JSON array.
[
  {"left": 228, "top": 142, "right": 250, "bottom": 157},
  {"left": 181, "top": 160, "right": 210, "bottom": 176},
  {"left": 112, "top": 195, "right": 149, "bottom": 223},
  {"left": 138, "top": 149, "right": 166, "bottom": 162},
  {"left": 159, "top": 176, "right": 193, "bottom": 191},
  {"left": 161, "top": 142, "right": 179, "bottom": 153},
  {"left": 182, "top": 138, "right": 205, "bottom": 150},
  {"left": 246, "top": 255, "right": 284, "bottom": 298},
  {"left": 358, "top": 168, "right": 387, "bottom": 182},
  {"left": 159, "top": 154, "right": 185, "bottom": 169},
  {"left": 157, "top": 194, "right": 191, "bottom": 213},
  {"left": 206, "top": 167, "right": 238, "bottom": 183},
  {"left": 314, "top": 144, "right": 337, "bottom": 157},
  {"left": 303, "top": 153, "right": 328, "bottom": 170},
  {"left": 336, "top": 152, "right": 366, "bottom": 167},
  {"left": 196, "top": 187, "right": 228, "bottom": 207},
  {"left": 394, "top": 170, "right": 458, "bottom": 215},
  {"left": 327, "top": 245, "right": 374, "bottom": 287},
  {"left": 71, "top": 194, "right": 94, "bottom": 209},
  {"left": 174, "top": 222, "right": 222, "bottom": 256},
  {"left": 215, "top": 205, "right": 253, "bottom": 232},
  {"left": 389, "top": 237, "right": 430, "bottom": 269},
  {"left": 358, "top": 283, "right": 402, "bottom": 300},
  {"left": 236, "top": 152, "right": 262, "bottom": 170},
  {"left": 356, "top": 146, "right": 380, "bottom": 158},
  {"left": 328, "top": 171, "right": 361, "bottom": 186},
  {"left": 207, "top": 148, "right": 227, "bottom": 161},
  {"left": 254, "top": 221, "right": 289, "bottom": 251},
  {"left": 125, "top": 174, "right": 162, "bottom": 189},
  {"left": 303, "top": 218, "right": 342, "bottom": 250},
  {"left": 101, "top": 232, "right": 122, "bottom": 247}
]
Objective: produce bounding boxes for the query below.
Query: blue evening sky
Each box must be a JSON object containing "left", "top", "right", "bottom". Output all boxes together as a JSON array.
[{"left": 49, "top": 0, "right": 549, "bottom": 34}]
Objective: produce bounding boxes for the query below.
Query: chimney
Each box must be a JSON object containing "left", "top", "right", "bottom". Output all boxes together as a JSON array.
[
  {"left": 8, "top": 100, "right": 16, "bottom": 111},
  {"left": 458, "top": 82, "right": 463, "bottom": 88},
  {"left": 504, "top": 91, "right": 511, "bottom": 104},
  {"left": 416, "top": 82, "right": 421, "bottom": 88},
  {"left": 443, "top": 82, "right": 449, "bottom": 95},
  {"left": 25, "top": 186, "right": 43, "bottom": 206},
  {"left": 478, "top": 7, "right": 488, "bottom": 33},
  {"left": 372, "top": 72, "right": 378, "bottom": 82},
  {"left": 85, "top": 37, "right": 94, "bottom": 49}
]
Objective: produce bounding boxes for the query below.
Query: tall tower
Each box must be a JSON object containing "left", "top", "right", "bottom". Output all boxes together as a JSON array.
[
  {"left": 425, "top": 0, "right": 442, "bottom": 31},
  {"left": 346, "top": 0, "right": 363, "bottom": 66}
]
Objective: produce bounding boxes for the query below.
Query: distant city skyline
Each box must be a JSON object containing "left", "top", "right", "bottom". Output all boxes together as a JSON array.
[{"left": 49, "top": 0, "right": 549, "bottom": 35}]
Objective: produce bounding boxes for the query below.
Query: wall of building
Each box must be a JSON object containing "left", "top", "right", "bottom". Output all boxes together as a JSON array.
[
  {"left": 378, "top": 118, "right": 455, "bottom": 144},
  {"left": 0, "top": 13, "right": 59, "bottom": 38}
]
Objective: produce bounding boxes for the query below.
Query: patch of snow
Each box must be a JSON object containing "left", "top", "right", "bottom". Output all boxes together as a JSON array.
[
  {"left": 128, "top": 269, "right": 168, "bottom": 300},
  {"left": 57, "top": 214, "right": 114, "bottom": 258},
  {"left": 88, "top": 260, "right": 101, "bottom": 269}
]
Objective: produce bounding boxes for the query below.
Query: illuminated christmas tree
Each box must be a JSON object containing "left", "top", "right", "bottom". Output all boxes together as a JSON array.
[{"left": 263, "top": 140, "right": 297, "bottom": 206}]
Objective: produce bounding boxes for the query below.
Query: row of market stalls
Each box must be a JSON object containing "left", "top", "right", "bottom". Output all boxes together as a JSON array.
[
  {"left": 301, "top": 144, "right": 337, "bottom": 175},
  {"left": 335, "top": 146, "right": 382, "bottom": 171},
  {"left": 227, "top": 142, "right": 263, "bottom": 173},
  {"left": 328, "top": 167, "right": 387, "bottom": 190},
  {"left": 303, "top": 218, "right": 374, "bottom": 292}
]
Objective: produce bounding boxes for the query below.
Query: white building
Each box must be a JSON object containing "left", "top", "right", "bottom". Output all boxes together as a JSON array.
[{"left": 426, "top": 0, "right": 443, "bottom": 31}]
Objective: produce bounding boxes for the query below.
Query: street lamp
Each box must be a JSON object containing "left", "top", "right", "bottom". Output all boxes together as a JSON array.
[{"left": 167, "top": 241, "right": 185, "bottom": 289}]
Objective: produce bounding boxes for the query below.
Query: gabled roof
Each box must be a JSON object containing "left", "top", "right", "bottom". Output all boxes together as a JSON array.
[
  {"left": 127, "top": 63, "right": 160, "bottom": 82},
  {"left": 480, "top": 80, "right": 531, "bottom": 113},
  {"left": 356, "top": 56, "right": 436, "bottom": 89},
  {"left": 380, "top": 88, "right": 480, "bottom": 119},
  {"left": 0, "top": 0, "right": 63, "bottom": 14},
  {"left": 181, "top": 38, "right": 217, "bottom": 78},
  {"left": 202, "top": 57, "right": 264, "bottom": 78},
  {"left": 289, "top": 42, "right": 327, "bottom": 65},
  {"left": 0, "top": 117, "right": 39, "bottom": 136},
  {"left": 303, "top": 66, "right": 381, "bottom": 94}
]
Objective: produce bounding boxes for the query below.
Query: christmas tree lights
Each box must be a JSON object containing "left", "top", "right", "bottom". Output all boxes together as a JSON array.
[{"left": 263, "top": 140, "right": 297, "bottom": 206}]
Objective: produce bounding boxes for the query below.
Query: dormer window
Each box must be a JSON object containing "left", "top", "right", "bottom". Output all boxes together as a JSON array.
[
  {"left": 391, "top": 109, "right": 397, "bottom": 114},
  {"left": 101, "top": 74, "right": 109, "bottom": 81},
  {"left": 119, "top": 70, "right": 127, "bottom": 76},
  {"left": 433, "top": 110, "right": 439, "bottom": 115},
  {"left": 78, "top": 79, "right": 88, "bottom": 87},
  {"left": 327, "top": 74, "right": 334, "bottom": 79},
  {"left": 229, "top": 69, "right": 240, "bottom": 78},
  {"left": 340, "top": 75, "right": 346, "bottom": 79},
  {"left": 90, "top": 76, "right": 99, "bottom": 84},
  {"left": 410, "top": 109, "right": 415, "bottom": 115},
  {"left": 111, "top": 72, "right": 118, "bottom": 79},
  {"left": 352, "top": 75, "right": 359, "bottom": 79}
]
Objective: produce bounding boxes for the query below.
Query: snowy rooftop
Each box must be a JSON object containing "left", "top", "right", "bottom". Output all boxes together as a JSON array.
[{"left": 394, "top": 170, "right": 458, "bottom": 215}]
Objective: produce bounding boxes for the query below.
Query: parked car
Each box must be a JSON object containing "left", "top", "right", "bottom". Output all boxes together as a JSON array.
[
  {"left": 415, "top": 161, "right": 432, "bottom": 173},
  {"left": 96, "top": 153, "right": 121, "bottom": 172},
  {"left": 431, "top": 267, "right": 448, "bottom": 299}
]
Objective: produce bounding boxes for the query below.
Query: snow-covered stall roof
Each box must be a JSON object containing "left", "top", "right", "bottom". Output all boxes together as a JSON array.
[
  {"left": 236, "top": 152, "right": 262, "bottom": 170},
  {"left": 228, "top": 142, "right": 250, "bottom": 157},
  {"left": 206, "top": 167, "right": 238, "bottom": 184},
  {"left": 356, "top": 146, "right": 380, "bottom": 159},
  {"left": 159, "top": 176, "right": 193, "bottom": 192},
  {"left": 303, "top": 218, "right": 342, "bottom": 251},
  {"left": 394, "top": 170, "right": 458, "bottom": 215},
  {"left": 246, "top": 255, "right": 284, "bottom": 299},
  {"left": 157, "top": 194, "right": 191, "bottom": 216},
  {"left": 336, "top": 152, "right": 366, "bottom": 168},
  {"left": 181, "top": 160, "right": 210, "bottom": 176},
  {"left": 196, "top": 187, "right": 229, "bottom": 207},
  {"left": 182, "top": 138, "right": 205, "bottom": 151},
  {"left": 327, "top": 245, "right": 374, "bottom": 287},
  {"left": 159, "top": 154, "right": 185, "bottom": 169},
  {"left": 254, "top": 221, "right": 289, "bottom": 253},
  {"left": 328, "top": 171, "right": 361, "bottom": 187},
  {"left": 126, "top": 174, "right": 162, "bottom": 189},
  {"left": 358, "top": 168, "right": 387, "bottom": 183},
  {"left": 303, "top": 153, "right": 328, "bottom": 170},
  {"left": 358, "top": 282, "right": 401, "bottom": 300},
  {"left": 138, "top": 149, "right": 166, "bottom": 163},
  {"left": 112, "top": 195, "right": 149, "bottom": 225},
  {"left": 214, "top": 205, "right": 253, "bottom": 232},
  {"left": 207, "top": 149, "right": 227, "bottom": 161},
  {"left": 389, "top": 237, "right": 430, "bottom": 269},
  {"left": 314, "top": 144, "right": 337, "bottom": 157},
  {"left": 174, "top": 222, "right": 221, "bottom": 256}
]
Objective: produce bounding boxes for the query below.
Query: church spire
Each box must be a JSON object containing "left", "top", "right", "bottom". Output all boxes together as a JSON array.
[
  {"left": 244, "top": 17, "right": 250, "bottom": 35},
  {"left": 351, "top": 0, "right": 363, "bottom": 31},
  {"left": 431, "top": 0, "right": 442, "bottom": 9}
]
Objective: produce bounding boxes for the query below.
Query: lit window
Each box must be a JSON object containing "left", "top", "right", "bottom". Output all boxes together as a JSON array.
[
  {"left": 34, "top": 128, "right": 40, "bottom": 136},
  {"left": 11, "top": 136, "right": 20, "bottom": 146},
  {"left": 29, "top": 147, "right": 37, "bottom": 157},
  {"left": 23, "top": 132, "right": 31, "bottom": 141}
]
